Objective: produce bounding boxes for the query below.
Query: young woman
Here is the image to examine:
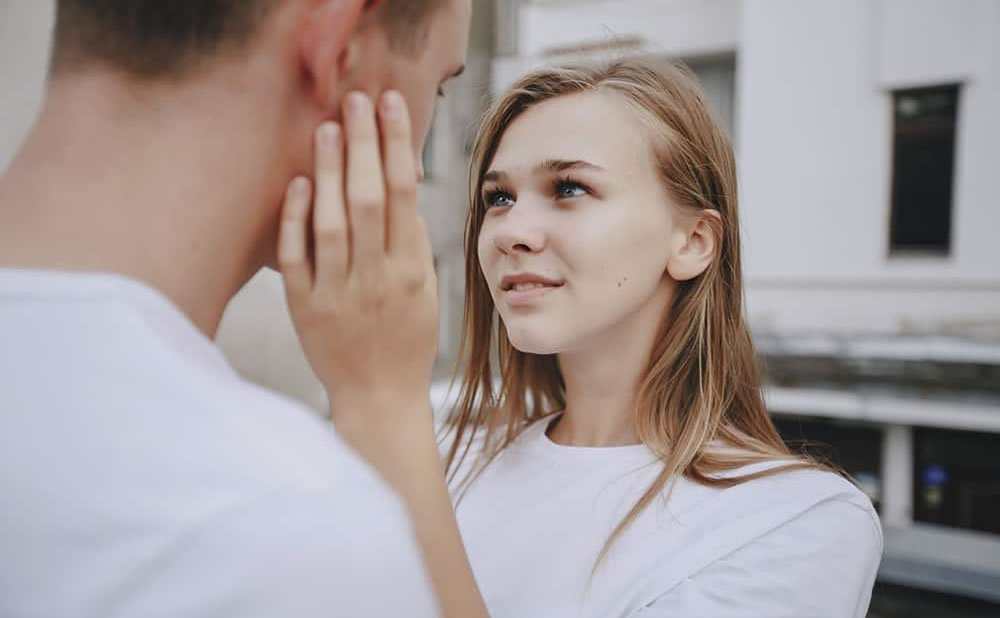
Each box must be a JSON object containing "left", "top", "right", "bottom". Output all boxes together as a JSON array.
[
  {"left": 442, "top": 59, "right": 882, "bottom": 617},
  {"left": 279, "top": 61, "right": 881, "bottom": 618}
]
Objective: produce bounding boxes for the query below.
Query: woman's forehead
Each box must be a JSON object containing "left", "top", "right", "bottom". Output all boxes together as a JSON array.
[{"left": 489, "top": 91, "right": 653, "bottom": 179}]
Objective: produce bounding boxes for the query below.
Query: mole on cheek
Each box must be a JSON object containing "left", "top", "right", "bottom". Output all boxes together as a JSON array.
[{"left": 617, "top": 276, "right": 628, "bottom": 288}]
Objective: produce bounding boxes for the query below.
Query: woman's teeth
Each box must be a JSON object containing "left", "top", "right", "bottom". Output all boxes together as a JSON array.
[{"left": 512, "top": 282, "right": 549, "bottom": 291}]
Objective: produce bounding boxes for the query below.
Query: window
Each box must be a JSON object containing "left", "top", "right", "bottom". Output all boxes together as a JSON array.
[
  {"left": 772, "top": 415, "right": 884, "bottom": 510},
  {"left": 914, "top": 427, "right": 1000, "bottom": 535},
  {"left": 685, "top": 56, "right": 736, "bottom": 141},
  {"left": 889, "top": 84, "right": 960, "bottom": 255}
]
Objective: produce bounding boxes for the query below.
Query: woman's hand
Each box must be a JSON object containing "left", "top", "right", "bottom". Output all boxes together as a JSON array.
[{"left": 277, "top": 91, "right": 440, "bottom": 481}]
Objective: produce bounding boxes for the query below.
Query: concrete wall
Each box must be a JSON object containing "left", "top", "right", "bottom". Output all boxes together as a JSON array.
[
  {"left": 0, "top": 0, "right": 53, "bottom": 172},
  {"left": 519, "top": 0, "right": 738, "bottom": 58},
  {"left": 739, "top": 0, "right": 1000, "bottom": 334},
  {"left": 493, "top": 0, "right": 739, "bottom": 92}
]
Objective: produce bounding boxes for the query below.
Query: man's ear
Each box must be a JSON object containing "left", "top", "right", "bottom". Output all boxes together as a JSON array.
[
  {"left": 300, "top": 0, "right": 372, "bottom": 107},
  {"left": 666, "top": 209, "right": 722, "bottom": 282}
]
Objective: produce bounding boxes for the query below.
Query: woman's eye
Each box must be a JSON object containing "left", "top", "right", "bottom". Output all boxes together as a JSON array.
[
  {"left": 486, "top": 190, "right": 515, "bottom": 209},
  {"left": 556, "top": 180, "right": 588, "bottom": 199}
]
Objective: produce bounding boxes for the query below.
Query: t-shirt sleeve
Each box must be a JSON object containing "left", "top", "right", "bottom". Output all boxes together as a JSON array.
[
  {"left": 631, "top": 497, "right": 883, "bottom": 618},
  {"left": 107, "top": 484, "right": 439, "bottom": 618}
]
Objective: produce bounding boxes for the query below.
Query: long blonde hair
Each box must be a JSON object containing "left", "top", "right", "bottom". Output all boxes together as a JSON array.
[{"left": 444, "top": 59, "right": 826, "bottom": 568}]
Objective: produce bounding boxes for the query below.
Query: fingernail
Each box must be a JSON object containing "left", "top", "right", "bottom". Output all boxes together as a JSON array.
[
  {"left": 347, "top": 91, "right": 370, "bottom": 116},
  {"left": 381, "top": 90, "right": 404, "bottom": 117},
  {"left": 318, "top": 122, "right": 340, "bottom": 147},
  {"left": 290, "top": 176, "right": 310, "bottom": 197}
]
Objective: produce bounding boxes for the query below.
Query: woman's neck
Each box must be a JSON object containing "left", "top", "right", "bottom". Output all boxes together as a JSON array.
[{"left": 550, "top": 284, "right": 672, "bottom": 447}]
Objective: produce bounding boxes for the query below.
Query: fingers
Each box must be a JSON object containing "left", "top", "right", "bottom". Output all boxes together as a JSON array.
[
  {"left": 343, "top": 92, "right": 387, "bottom": 285},
  {"left": 277, "top": 176, "right": 314, "bottom": 299},
  {"left": 413, "top": 214, "right": 437, "bottom": 284},
  {"left": 313, "top": 122, "right": 348, "bottom": 292},
  {"left": 290, "top": 91, "right": 430, "bottom": 309},
  {"left": 378, "top": 91, "right": 420, "bottom": 258}
]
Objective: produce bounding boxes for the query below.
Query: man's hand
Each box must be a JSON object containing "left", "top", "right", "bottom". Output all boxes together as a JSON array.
[{"left": 277, "top": 91, "right": 439, "bottom": 471}]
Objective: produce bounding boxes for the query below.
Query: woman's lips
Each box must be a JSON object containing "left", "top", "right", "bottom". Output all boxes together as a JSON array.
[{"left": 499, "top": 277, "right": 564, "bottom": 307}]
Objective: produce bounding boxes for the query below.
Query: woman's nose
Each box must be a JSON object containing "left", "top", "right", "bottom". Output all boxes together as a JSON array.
[{"left": 492, "top": 205, "right": 547, "bottom": 255}]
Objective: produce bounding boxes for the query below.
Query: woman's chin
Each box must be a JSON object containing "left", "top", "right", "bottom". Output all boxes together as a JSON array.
[{"left": 505, "top": 329, "right": 566, "bottom": 355}]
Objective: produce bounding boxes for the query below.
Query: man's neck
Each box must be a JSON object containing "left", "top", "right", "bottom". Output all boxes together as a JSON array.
[{"left": 0, "top": 71, "right": 289, "bottom": 337}]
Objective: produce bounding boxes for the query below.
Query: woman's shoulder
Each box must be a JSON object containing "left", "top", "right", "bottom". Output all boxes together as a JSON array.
[
  {"left": 636, "top": 465, "right": 882, "bottom": 617},
  {"left": 623, "top": 460, "right": 882, "bottom": 616},
  {"left": 724, "top": 459, "right": 873, "bottom": 504},
  {"left": 673, "top": 458, "right": 880, "bottom": 538},
  {"left": 770, "top": 462, "right": 874, "bottom": 510},
  {"left": 733, "top": 462, "right": 880, "bottom": 538}
]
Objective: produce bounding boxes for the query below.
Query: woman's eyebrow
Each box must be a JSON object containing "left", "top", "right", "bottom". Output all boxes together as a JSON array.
[
  {"left": 482, "top": 170, "right": 508, "bottom": 183},
  {"left": 537, "top": 159, "right": 606, "bottom": 174},
  {"left": 483, "top": 159, "right": 606, "bottom": 183}
]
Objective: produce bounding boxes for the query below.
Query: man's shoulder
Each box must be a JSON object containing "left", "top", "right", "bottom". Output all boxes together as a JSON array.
[{"left": 176, "top": 373, "right": 372, "bottom": 491}]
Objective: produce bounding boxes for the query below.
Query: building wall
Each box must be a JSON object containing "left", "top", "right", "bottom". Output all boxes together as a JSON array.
[
  {"left": 739, "top": 0, "right": 1000, "bottom": 334},
  {"left": 0, "top": 0, "right": 53, "bottom": 172},
  {"left": 493, "top": 0, "right": 739, "bottom": 92},
  {"left": 519, "top": 0, "right": 738, "bottom": 58}
]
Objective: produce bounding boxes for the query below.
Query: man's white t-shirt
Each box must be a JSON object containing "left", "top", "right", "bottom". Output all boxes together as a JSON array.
[
  {"left": 0, "top": 269, "right": 438, "bottom": 617},
  {"left": 454, "top": 418, "right": 883, "bottom": 618}
]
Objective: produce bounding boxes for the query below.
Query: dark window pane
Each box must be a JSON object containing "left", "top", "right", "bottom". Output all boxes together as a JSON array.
[
  {"left": 889, "top": 85, "right": 960, "bottom": 255},
  {"left": 914, "top": 427, "right": 1000, "bottom": 535},
  {"left": 870, "top": 582, "right": 1000, "bottom": 618},
  {"left": 772, "top": 415, "right": 883, "bottom": 510}
]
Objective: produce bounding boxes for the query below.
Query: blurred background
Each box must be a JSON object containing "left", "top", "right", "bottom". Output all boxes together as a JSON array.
[{"left": 2, "top": 1, "right": 999, "bottom": 616}]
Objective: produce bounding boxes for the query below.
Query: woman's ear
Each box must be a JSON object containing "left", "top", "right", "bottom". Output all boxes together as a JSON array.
[
  {"left": 666, "top": 209, "right": 721, "bottom": 282},
  {"left": 300, "top": 0, "right": 369, "bottom": 107}
]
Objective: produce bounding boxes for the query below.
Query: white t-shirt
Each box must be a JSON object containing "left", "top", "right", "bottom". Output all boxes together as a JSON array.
[
  {"left": 453, "top": 418, "right": 882, "bottom": 618},
  {"left": 0, "top": 269, "right": 437, "bottom": 618}
]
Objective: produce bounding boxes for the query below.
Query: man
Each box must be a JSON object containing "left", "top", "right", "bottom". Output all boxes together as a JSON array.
[{"left": 0, "top": 1, "right": 470, "bottom": 615}]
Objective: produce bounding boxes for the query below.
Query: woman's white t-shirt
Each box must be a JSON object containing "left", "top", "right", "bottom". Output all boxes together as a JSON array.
[{"left": 453, "top": 419, "right": 882, "bottom": 618}]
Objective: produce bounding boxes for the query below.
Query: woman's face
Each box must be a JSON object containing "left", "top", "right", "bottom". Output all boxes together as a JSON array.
[{"left": 478, "top": 90, "right": 683, "bottom": 355}]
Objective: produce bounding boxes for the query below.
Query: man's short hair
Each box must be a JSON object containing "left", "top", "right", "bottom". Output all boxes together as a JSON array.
[{"left": 52, "top": 0, "right": 446, "bottom": 79}]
